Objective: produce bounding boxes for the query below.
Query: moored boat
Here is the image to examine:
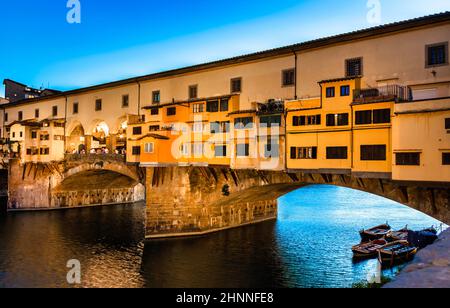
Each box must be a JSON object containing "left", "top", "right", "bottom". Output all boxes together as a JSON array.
[
  {"left": 352, "top": 239, "right": 388, "bottom": 259},
  {"left": 359, "top": 224, "right": 391, "bottom": 242},
  {"left": 378, "top": 240, "right": 418, "bottom": 267},
  {"left": 387, "top": 226, "right": 409, "bottom": 242}
]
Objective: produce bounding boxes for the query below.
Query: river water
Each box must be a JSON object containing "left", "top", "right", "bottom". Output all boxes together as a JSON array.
[{"left": 0, "top": 185, "right": 446, "bottom": 288}]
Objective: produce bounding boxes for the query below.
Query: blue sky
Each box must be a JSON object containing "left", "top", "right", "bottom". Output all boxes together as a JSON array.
[{"left": 1, "top": 0, "right": 450, "bottom": 96}]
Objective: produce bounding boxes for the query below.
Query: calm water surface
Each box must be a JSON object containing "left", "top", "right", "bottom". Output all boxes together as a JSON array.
[{"left": 0, "top": 185, "right": 446, "bottom": 288}]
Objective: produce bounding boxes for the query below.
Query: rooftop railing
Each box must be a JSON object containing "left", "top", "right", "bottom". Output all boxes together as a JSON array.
[{"left": 353, "top": 85, "right": 412, "bottom": 103}]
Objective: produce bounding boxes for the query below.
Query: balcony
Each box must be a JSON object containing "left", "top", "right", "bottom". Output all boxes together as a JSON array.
[{"left": 353, "top": 85, "right": 412, "bottom": 104}]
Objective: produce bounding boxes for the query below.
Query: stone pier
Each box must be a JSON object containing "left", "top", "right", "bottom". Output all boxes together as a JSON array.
[{"left": 145, "top": 166, "right": 450, "bottom": 239}]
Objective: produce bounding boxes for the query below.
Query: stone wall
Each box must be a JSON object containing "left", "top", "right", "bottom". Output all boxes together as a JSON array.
[{"left": 145, "top": 166, "right": 450, "bottom": 238}]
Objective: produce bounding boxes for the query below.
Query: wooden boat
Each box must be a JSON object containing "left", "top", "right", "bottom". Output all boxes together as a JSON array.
[
  {"left": 359, "top": 224, "right": 391, "bottom": 242},
  {"left": 352, "top": 239, "right": 388, "bottom": 259},
  {"left": 387, "top": 226, "right": 409, "bottom": 242},
  {"left": 378, "top": 240, "right": 418, "bottom": 267}
]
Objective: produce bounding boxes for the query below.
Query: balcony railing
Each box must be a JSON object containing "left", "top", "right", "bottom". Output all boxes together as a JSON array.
[
  {"left": 65, "top": 153, "right": 126, "bottom": 163},
  {"left": 353, "top": 85, "right": 412, "bottom": 103}
]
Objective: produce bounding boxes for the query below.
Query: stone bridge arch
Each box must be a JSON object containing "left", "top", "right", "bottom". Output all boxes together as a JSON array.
[{"left": 145, "top": 166, "right": 450, "bottom": 238}]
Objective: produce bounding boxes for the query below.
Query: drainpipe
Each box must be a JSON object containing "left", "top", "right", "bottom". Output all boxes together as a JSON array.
[
  {"left": 64, "top": 95, "right": 68, "bottom": 154},
  {"left": 350, "top": 104, "right": 354, "bottom": 169},
  {"left": 136, "top": 81, "right": 141, "bottom": 118},
  {"left": 293, "top": 50, "right": 298, "bottom": 100}
]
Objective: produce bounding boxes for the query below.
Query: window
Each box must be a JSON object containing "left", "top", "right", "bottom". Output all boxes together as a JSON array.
[
  {"left": 210, "top": 121, "right": 230, "bottom": 134},
  {"left": 220, "top": 99, "right": 229, "bottom": 112},
  {"left": 54, "top": 135, "right": 64, "bottom": 141},
  {"left": 40, "top": 134, "right": 50, "bottom": 141},
  {"left": 12, "top": 132, "right": 15, "bottom": 138},
  {"left": 31, "top": 131, "right": 37, "bottom": 139},
  {"left": 282, "top": 69, "right": 295, "bottom": 86},
  {"left": 265, "top": 140, "right": 279, "bottom": 158},
  {"left": 234, "top": 117, "right": 253, "bottom": 129},
  {"left": 373, "top": 109, "right": 391, "bottom": 124},
  {"left": 346, "top": 57, "right": 363, "bottom": 77},
  {"left": 231, "top": 78, "right": 242, "bottom": 93},
  {"left": 237, "top": 144, "right": 250, "bottom": 157},
  {"left": 326, "top": 87, "right": 335, "bottom": 98},
  {"left": 132, "top": 146, "right": 141, "bottom": 156},
  {"left": 193, "top": 123, "right": 204, "bottom": 133},
  {"left": 149, "top": 125, "right": 160, "bottom": 132},
  {"left": 260, "top": 115, "right": 282, "bottom": 128},
  {"left": 355, "top": 110, "right": 373, "bottom": 125},
  {"left": 132, "top": 127, "right": 142, "bottom": 135},
  {"left": 40, "top": 148, "right": 50, "bottom": 155},
  {"left": 19, "top": 132, "right": 23, "bottom": 138},
  {"left": 95, "top": 99, "right": 102, "bottom": 111},
  {"left": 326, "top": 147, "right": 348, "bottom": 159},
  {"left": 54, "top": 122, "right": 65, "bottom": 128},
  {"left": 326, "top": 113, "right": 349, "bottom": 126},
  {"left": 445, "top": 118, "right": 450, "bottom": 130},
  {"left": 426, "top": 43, "right": 448, "bottom": 67},
  {"left": 73, "top": 103, "right": 79, "bottom": 114},
  {"left": 150, "top": 108, "right": 159, "bottom": 116},
  {"left": 291, "top": 147, "right": 317, "bottom": 159},
  {"left": 396, "top": 153, "right": 420, "bottom": 166},
  {"left": 340, "top": 85, "right": 350, "bottom": 96},
  {"left": 193, "top": 103, "right": 204, "bottom": 113},
  {"left": 122, "top": 95, "right": 129, "bottom": 108},
  {"left": 52, "top": 106, "right": 58, "bottom": 117},
  {"left": 189, "top": 85, "right": 198, "bottom": 100},
  {"left": 18, "top": 111, "right": 23, "bottom": 121},
  {"left": 206, "top": 101, "right": 219, "bottom": 113},
  {"left": 152, "top": 91, "right": 160, "bottom": 104},
  {"left": 4, "top": 113, "right": 7, "bottom": 122},
  {"left": 144, "top": 143, "right": 154, "bottom": 153},
  {"left": 442, "top": 153, "right": 450, "bottom": 165},
  {"left": 361, "top": 145, "right": 387, "bottom": 161},
  {"left": 192, "top": 143, "right": 204, "bottom": 156},
  {"left": 167, "top": 107, "right": 176, "bottom": 116},
  {"left": 215, "top": 145, "right": 227, "bottom": 157}
]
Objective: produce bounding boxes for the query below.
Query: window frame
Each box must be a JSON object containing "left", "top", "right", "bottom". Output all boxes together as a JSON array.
[
  {"left": 360, "top": 145, "right": 387, "bottom": 161},
  {"left": 122, "top": 94, "right": 129, "bottom": 108},
  {"left": 132, "top": 146, "right": 141, "bottom": 156},
  {"left": 282, "top": 68, "right": 296, "bottom": 87},
  {"left": 144, "top": 143, "right": 154, "bottom": 154},
  {"left": 73, "top": 102, "right": 79, "bottom": 115},
  {"left": 326, "top": 87, "right": 335, "bottom": 98},
  {"left": 95, "top": 99, "right": 102, "bottom": 111},
  {"left": 425, "top": 42, "right": 449, "bottom": 68},
  {"left": 152, "top": 90, "right": 161, "bottom": 104},
  {"left": 236, "top": 143, "right": 250, "bottom": 157},
  {"left": 340, "top": 85, "right": 350, "bottom": 97},
  {"left": 166, "top": 107, "right": 177, "bottom": 116},
  {"left": 132, "top": 126, "right": 142, "bottom": 135},
  {"left": 442, "top": 153, "right": 450, "bottom": 165},
  {"left": 230, "top": 77, "right": 242, "bottom": 93},
  {"left": 188, "top": 85, "right": 198, "bottom": 100},
  {"left": 345, "top": 57, "right": 363, "bottom": 77},
  {"left": 396, "top": 152, "right": 421, "bottom": 166},
  {"left": 326, "top": 146, "right": 348, "bottom": 160}
]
